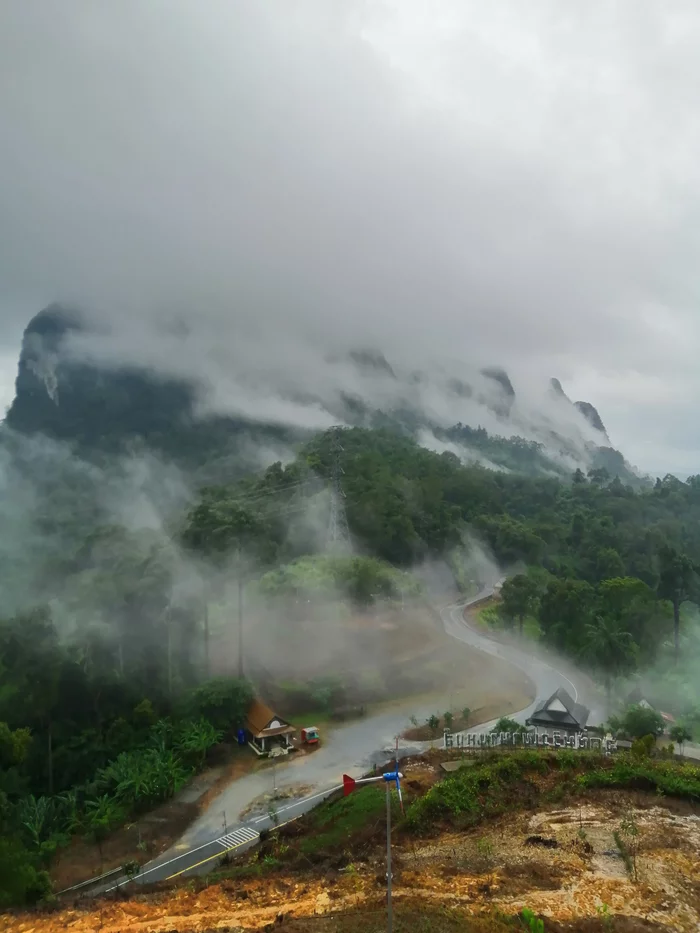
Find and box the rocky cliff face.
[574,400,608,440]
[3,306,296,478]
[3,304,635,482]
[5,305,198,450]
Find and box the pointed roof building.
[526,687,590,732]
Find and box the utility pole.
[237,546,244,679]
[386,781,393,933]
[343,770,403,933]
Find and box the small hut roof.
[246,698,295,738]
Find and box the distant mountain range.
[2,305,645,485]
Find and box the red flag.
[342,773,356,796]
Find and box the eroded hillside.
[7,750,700,933]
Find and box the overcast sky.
[2,1,700,474]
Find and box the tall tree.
[581,616,637,711]
[657,546,696,664]
[538,579,596,654]
[500,574,538,636]
[597,576,670,663]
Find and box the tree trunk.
[47,719,54,795]
[673,594,680,666]
[237,544,244,679]
[203,601,210,678]
[518,613,524,637]
[238,577,244,679]
[166,607,173,699]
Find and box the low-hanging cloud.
[2,1,700,472]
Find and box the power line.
[217,480,310,507]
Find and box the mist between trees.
[2,424,700,906]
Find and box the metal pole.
[386,781,393,933]
[237,546,244,679]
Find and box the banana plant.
[174,719,223,768]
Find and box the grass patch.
[405,750,700,833]
[299,785,392,855]
[577,758,700,800]
[613,830,634,878]
[478,605,541,640]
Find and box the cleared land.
[15,750,700,933]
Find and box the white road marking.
[218,827,259,849]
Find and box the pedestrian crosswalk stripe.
[218,826,260,850]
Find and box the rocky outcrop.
[2,305,295,475]
[480,367,515,417]
[4,306,636,483]
[549,377,570,402]
[574,400,608,439]
[347,348,396,379]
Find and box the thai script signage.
[443,729,616,753]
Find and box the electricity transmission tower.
[327,427,350,552]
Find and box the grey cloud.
[1,1,700,471]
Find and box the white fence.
[443,729,616,753]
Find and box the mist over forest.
[4,0,700,914]
[2,299,700,907]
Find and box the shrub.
[427,714,440,735]
[0,837,52,908]
[520,908,544,933]
[491,716,529,735]
[183,677,254,734]
[630,734,656,759]
[615,705,665,740]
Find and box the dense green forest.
[2,424,700,906]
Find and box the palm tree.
[581,615,637,712]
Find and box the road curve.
[440,583,604,735]
[104,581,602,888]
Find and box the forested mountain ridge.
[2,304,640,483]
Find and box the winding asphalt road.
[440,587,605,735]
[102,581,603,891]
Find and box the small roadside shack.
[245,698,296,757]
